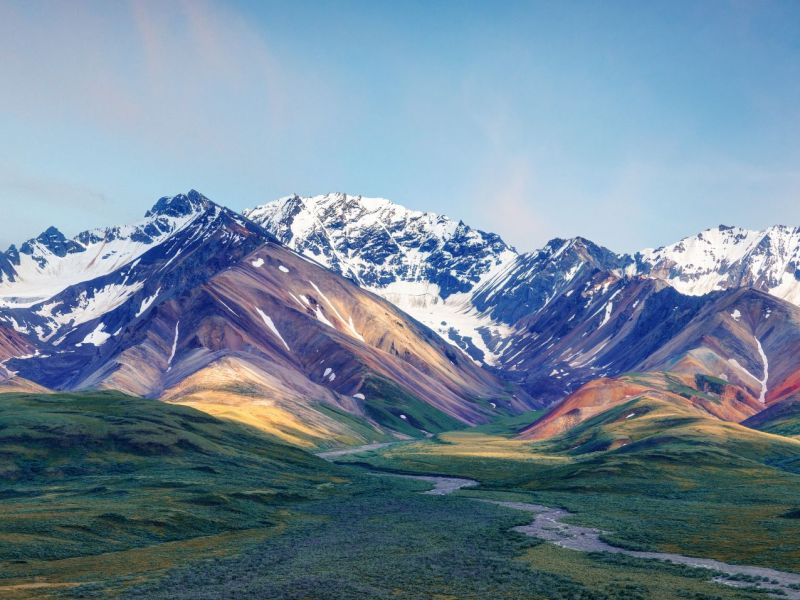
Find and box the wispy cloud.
[0,1,340,153]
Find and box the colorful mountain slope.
[517,288,800,441]
[0,192,523,445]
[519,371,762,442]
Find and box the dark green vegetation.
[471,407,549,435]
[360,375,466,437]
[313,403,395,446]
[337,395,800,573]
[1,390,799,599]
[110,477,773,599]
[0,391,346,595]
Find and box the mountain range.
[247,194,800,406]
[2,189,800,445]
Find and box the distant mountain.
[635,225,800,304]
[245,193,517,365]
[4,189,800,441]
[249,195,800,406]
[0,191,524,447]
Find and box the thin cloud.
[0,1,340,153]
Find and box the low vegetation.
[2,389,799,598]
[0,391,346,596]
[335,395,800,572]
[116,477,774,599]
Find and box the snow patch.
[136,288,161,317]
[754,337,769,404]
[80,322,111,346]
[347,315,364,342]
[255,308,291,352]
[167,321,179,370]
[216,297,238,316]
[315,307,335,328]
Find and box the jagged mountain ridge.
[244,193,516,297]
[251,193,800,311]
[0,191,523,446]
[0,193,209,306]
[3,189,800,428]
[247,194,800,405]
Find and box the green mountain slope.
[0,391,343,566]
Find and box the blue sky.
[1,1,799,252]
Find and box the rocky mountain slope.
[249,195,800,408]
[0,191,523,446]
[245,193,517,365]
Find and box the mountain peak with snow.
[145,189,210,219]
[18,226,83,260]
[245,192,516,296]
[636,223,800,302]
[0,191,217,304]
[246,193,518,364]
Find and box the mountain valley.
[2,190,800,598]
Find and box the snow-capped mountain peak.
[19,226,83,259]
[145,189,211,219]
[246,193,518,364]
[245,192,516,295]
[0,191,211,306]
[0,189,274,363]
[636,224,800,303]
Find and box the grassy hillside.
[0,391,346,593]
[0,390,792,598]
[743,395,800,438]
[334,394,800,572]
